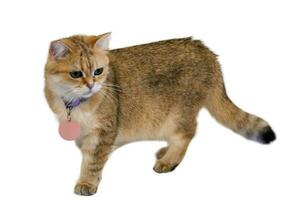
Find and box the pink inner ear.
[94,32,111,51]
[50,41,69,59]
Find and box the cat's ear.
[49,40,70,60]
[94,32,111,51]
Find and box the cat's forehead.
[71,51,108,69]
[67,37,109,68]
[69,37,93,52]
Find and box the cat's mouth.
[82,91,93,98]
[78,84,102,99]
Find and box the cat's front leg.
[74,130,115,196]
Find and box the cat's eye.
[69,71,83,79]
[94,68,103,76]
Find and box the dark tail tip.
[257,126,276,144]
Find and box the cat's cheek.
[92,84,102,93]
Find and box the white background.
[0,0,287,199]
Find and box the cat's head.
[45,33,111,102]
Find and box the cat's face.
[45,33,111,103]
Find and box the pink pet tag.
[59,120,81,141]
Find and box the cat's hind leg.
[153,118,196,173]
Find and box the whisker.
[102,83,122,89]
[105,90,117,102]
[101,85,123,93]
[99,90,115,105]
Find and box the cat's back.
[109,37,216,67]
[109,37,219,93]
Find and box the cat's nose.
[85,77,94,90]
[87,83,94,90]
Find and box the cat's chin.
[82,92,94,99]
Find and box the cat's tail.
[205,82,276,144]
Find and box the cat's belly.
[114,113,176,146]
[114,128,165,146]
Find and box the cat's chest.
[57,107,99,136]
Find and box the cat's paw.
[74,182,97,196]
[153,160,179,173]
[155,147,168,159]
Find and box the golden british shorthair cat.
[44,33,276,196]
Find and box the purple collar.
[64,98,87,110]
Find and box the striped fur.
[44,34,276,196]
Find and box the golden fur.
[44,33,276,196]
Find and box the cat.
[44,33,276,196]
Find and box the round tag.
[58,120,81,141]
